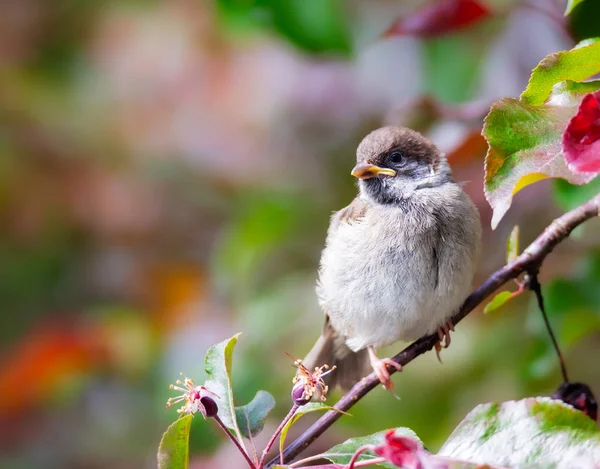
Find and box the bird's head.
[352,126,452,205]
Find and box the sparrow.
[303,126,481,390]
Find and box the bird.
[302,126,481,391]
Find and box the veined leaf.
[483,80,600,228]
[157,415,193,469]
[439,398,600,468]
[235,390,275,439]
[521,39,600,106]
[204,334,244,441]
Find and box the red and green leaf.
[483,80,600,228]
[563,90,600,174]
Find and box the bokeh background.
[1,0,599,468]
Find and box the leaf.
[279,403,341,457]
[506,225,519,264]
[384,0,490,38]
[553,177,600,211]
[520,39,600,107]
[157,415,193,469]
[483,291,513,314]
[563,90,600,174]
[565,0,586,16]
[234,390,275,439]
[483,80,600,228]
[319,428,421,467]
[439,398,600,468]
[203,334,244,439]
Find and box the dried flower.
[166,373,219,418]
[290,356,336,405]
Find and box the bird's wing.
[328,196,368,234]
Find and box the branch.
[268,193,600,468]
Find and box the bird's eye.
[389,151,403,164]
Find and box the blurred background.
[1,0,599,467]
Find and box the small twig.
[214,415,257,469]
[527,271,570,383]
[266,193,600,468]
[258,404,300,468]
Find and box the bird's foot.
[368,346,402,390]
[435,320,455,363]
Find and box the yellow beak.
[351,162,397,180]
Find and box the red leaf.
[384,0,490,38]
[563,90,600,174]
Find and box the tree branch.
[268,193,600,468]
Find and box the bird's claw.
[435,320,455,363]
[368,347,402,390]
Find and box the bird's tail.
[302,320,370,392]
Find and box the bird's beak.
[351,162,397,180]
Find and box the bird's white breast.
[316,187,479,352]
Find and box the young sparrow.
[303,126,481,390]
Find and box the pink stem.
[257,403,299,468]
[214,415,257,469]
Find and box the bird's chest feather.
[317,207,444,348]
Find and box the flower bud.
[200,395,219,418]
[291,381,310,406]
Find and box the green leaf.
[319,428,421,467]
[204,334,244,439]
[553,176,600,211]
[439,398,600,467]
[157,415,193,469]
[483,291,513,314]
[565,0,586,16]
[506,225,519,264]
[234,390,276,439]
[279,403,341,457]
[521,39,600,106]
[483,80,600,228]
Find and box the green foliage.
[565,0,586,16]
[318,428,420,467]
[235,390,276,439]
[216,0,352,55]
[520,39,600,106]
[483,291,513,314]
[158,415,193,469]
[530,400,600,443]
[554,175,600,210]
[569,2,600,41]
[204,334,275,440]
[483,78,600,228]
[439,398,600,467]
[278,403,340,456]
[506,225,519,264]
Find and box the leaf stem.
[347,445,377,469]
[258,404,299,468]
[527,271,570,383]
[214,415,257,469]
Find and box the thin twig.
[527,271,570,383]
[214,415,257,469]
[258,404,299,468]
[267,193,600,468]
